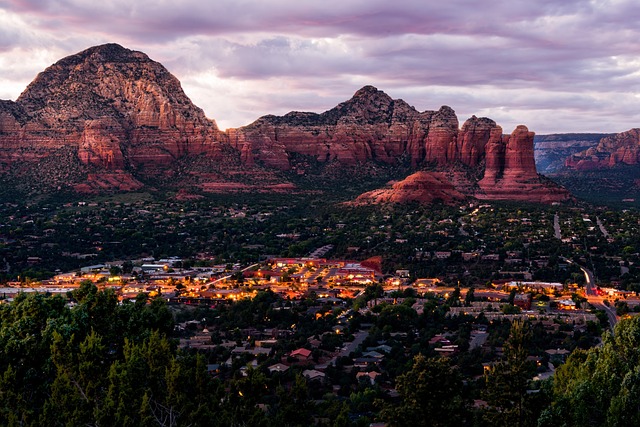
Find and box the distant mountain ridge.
[0,43,570,204]
[534,133,611,174]
[537,130,640,205]
[564,129,640,170]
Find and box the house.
[141,264,168,273]
[307,337,322,348]
[354,357,381,368]
[268,363,290,374]
[429,335,451,346]
[206,364,220,375]
[302,369,326,381]
[232,345,272,356]
[514,293,532,310]
[334,264,377,283]
[434,345,459,356]
[557,299,576,310]
[367,344,392,354]
[434,251,452,259]
[356,371,382,385]
[505,281,563,294]
[414,278,440,288]
[81,264,107,273]
[290,348,312,361]
[462,252,479,262]
[362,350,385,359]
[255,339,278,348]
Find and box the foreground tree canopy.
[2,284,640,427]
[542,316,640,427]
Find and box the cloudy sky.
[1,0,640,133]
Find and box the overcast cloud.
[1,0,640,133]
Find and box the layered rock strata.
[0,44,570,203]
[0,44,225,190]
[233,87,570,204]
[565,129,640,170]
[478,126,571,203]
[230,86,498,170]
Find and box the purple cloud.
[2,0,640,133]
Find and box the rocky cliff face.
[232,86,570,204]
[0,44,570,203]
[534,133,609,174]
[354,125,571,206]
[230,87,540,175]
[0,44,225,190]
[477,126,571,203]
[231,86,469,169]
[565,129,640,170]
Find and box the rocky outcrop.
[478,126,571,203]
[0,44,570,203]
[353,171,466,205]
[458,116,500,167]
[0,43,226,189]
[423,106,460,165]
[73,173,144,194]
[504,125,538,180]
[230,86,468,169]
[231,87,542,176]
[353,125,571,205]
[565,129,640,170]
[232,86,569,204]
[78,118,126,169]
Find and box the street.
[570,259,618,330]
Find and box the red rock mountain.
[229,86,495,169]
[0,44,570,203]
[0,43,225,190]
[232,86,570,204]
[477,126,571,203]
[565,128,640,170]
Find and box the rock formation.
[0,43,226,191]
[0,43,571,203]
[353,124,572,205]
[230,86,468,169]
[534,133,609,174]
[477,126,571,203]
[233,86,570,204]
[231,86,508,170]
[353,171,466,205]
[565,129,640,170]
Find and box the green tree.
[273,374,313,426]
[464,286,475,306]
[483,320,536,427]
[42,329,107,426]
[380,354,470,426]
[541,316,640,427]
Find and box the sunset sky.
[2,0,640,133]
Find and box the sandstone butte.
[0,43,571,204]
[565,128,640,170]
[0,43,226,191]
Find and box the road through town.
[574,260,618,330]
